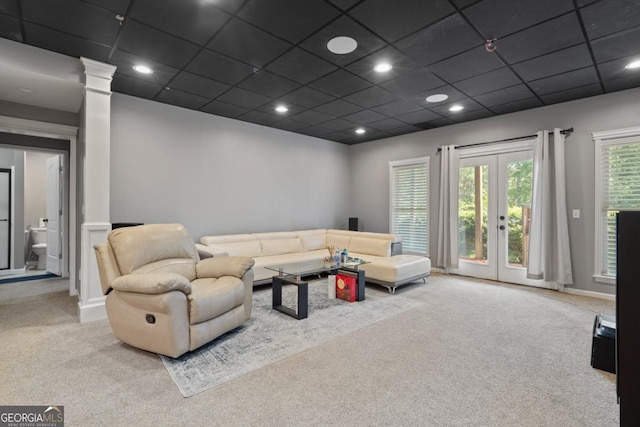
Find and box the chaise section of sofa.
[197,229,431,294]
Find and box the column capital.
[81,57,116,93]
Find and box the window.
[389,157,429,255]
[594,127,640,283]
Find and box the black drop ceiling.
[2,0,640,144]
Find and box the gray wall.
[110,94,351,240]
[24,151,49,229]
[349,86,640,295]
[0,100,78,127]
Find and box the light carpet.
[161,279,422,397]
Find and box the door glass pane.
[506,158,532,267]
[459,165,488,263]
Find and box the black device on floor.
[591,313,616,374]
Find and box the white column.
[78,57,116,322]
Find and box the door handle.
[0,219,7,221]
[499,225,505,230]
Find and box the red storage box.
[336,274,356,302]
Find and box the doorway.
[0,146,68,285]
[450,142,544,287]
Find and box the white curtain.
[527,129,573,285]
[437,145,459,269]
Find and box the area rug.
[161,279,423,397]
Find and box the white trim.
[389,156,430,256]
[593,127,640,281]
[592,125,640,140]
[564,287,615,301]
[0,115,77,296]
[593,274,616,285]
[388,156,430,167]
[78,296,106,323]
[79,222,111,322]
[0,115,77,139]
[457,138,536,158]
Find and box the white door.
[0,169,9,270]
[46,155,62,275]
[452,149,543,287]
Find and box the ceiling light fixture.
[355,128,366,135]
[449,105,464,112]
[275,105,288,113]
[426,94,448,103]
[133,65,153,74]
[327,36,357,54]
[17,87,33,93]
[485,38,497,52]
[373,62,392,73]
[625,60,640,70]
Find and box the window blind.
[390,160,428,255]
[601,142,640,276]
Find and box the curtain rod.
[436,127,573,153]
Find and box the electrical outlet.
[572,209,580,219]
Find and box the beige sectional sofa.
[196,229,431,294]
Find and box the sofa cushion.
[200,234,256,245]
[254,231,298,240]
[252,250,326,282]
[132,258,197,282]
[353,254,431,283]
[188,276,245,324]
[300,234,326,252]
[349,236,391,257]
[326,233,351,250]
[109,223,197,275]
[260,238,303,256]
[206,240,262,257]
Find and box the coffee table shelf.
[267,261,366,320]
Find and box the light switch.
[572,209,580,219]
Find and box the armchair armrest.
[111,273,192,295]
[196,256,255,279]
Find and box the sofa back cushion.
[297,229,327,251]
[206,240,262,257]
[326,230,351,251]
[260,238,303,256]
[348,236,391,257]
[200,234,256,245]
[254,231,298,240]
[108,223,198,277]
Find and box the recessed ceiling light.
[426,94,448,103]
[625,60,640,69]
[373,62,392,73]
[17,87,33,93]
[355,128,366,135]
[133,65,153,74]
[327,36,357,54]
[275,105,288,113]
[449,105,464,112]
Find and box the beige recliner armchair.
[94,223,255,358]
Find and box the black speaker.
[348,217,359,231]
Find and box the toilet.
[29,227,48,270]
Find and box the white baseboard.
[563,288,616,301]
[78,297,107,323]
[431,268,615,301]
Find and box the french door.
[451,146,543,287]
